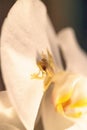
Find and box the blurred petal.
[0,91,25,130]
[57,28,87,75]
[1,0,54,129]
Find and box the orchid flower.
[1,0,87,130]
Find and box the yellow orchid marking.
[32,50,87,119]
[70,98,87,108]
[57,90,73,104]
[56,90,73,115]
[56,90,87,118]
[56,92,87,118]
[56,97,83,118]
[67,112,82,118]
[56,104,64,114]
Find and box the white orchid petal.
[0,91,25,130]
[41,86,74,130]
[57,28,87,75]
[1,0,53,129]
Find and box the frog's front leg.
[31,70,45,79]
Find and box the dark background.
[43,0,87,52]
[0,0,87,90]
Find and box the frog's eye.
[37,58,48,72]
